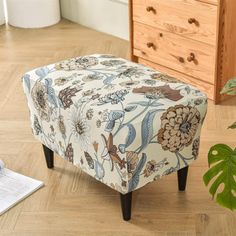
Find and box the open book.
[0,160,44,215]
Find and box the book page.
[0,168,44,215]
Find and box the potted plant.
[203,78,236,210]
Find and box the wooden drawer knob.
[187,53,196,62]
[188,18,199,26]
[179,57,185,63]
[146,42,155,49]
[146,6,156,13]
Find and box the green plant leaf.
[220,78,236,95]
[228,122,236,129]
[203,144,236,210]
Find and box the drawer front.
[133,22,216,84]
[138,57,215,100]
[132,0,218,45]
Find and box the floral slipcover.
[22,54,207,194]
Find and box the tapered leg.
[177,166,189,191]
[120,192,132,221]
[42,145,54,169]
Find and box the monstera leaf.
[221,78,236,130]
[203,144,236,210]
[228,122,236,130]
[221,78,236,95]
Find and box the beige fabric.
[22,54,207,193]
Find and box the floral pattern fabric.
[22,54,207,194]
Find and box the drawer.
[133,22,216,84]
[138,57,215,100]
[132,0,218,45]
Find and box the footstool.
[22,54,207,221]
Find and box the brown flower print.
[86,109,94,120]
[101,133,126,171]
[91,93,101,100]
[82,74,105,82]
[50,125,54,133]
[58,86,80,109]
[121,180,127,187]
[192,137,200,159]
[58,115,66,135]
[132,85,183,101]
[54,77,71,86]
[93,141,99,153]
[82,90,94,97]
[144,160,158,177]
[84,151,94,169]
[31,81,51,121]
[144,158,169,177]
[194,98,203,106]
[100,60,125,67]
[96,120,102,128]
[126,151,139,180]
[119,80,140,89]
[157,105,201,152]
[55,56,98,71]
[65,143,74,163]
[151,73,181,83]
[118,67,145,79]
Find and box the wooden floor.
[0,20,236,236]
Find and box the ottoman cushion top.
[22,54,207,194]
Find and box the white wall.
[0,0,5,25]
[60,0,129,40]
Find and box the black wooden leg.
[120,192,132,221]
[177,166,189,191]
[42,145,54,169]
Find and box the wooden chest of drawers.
[129,0,236,103]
